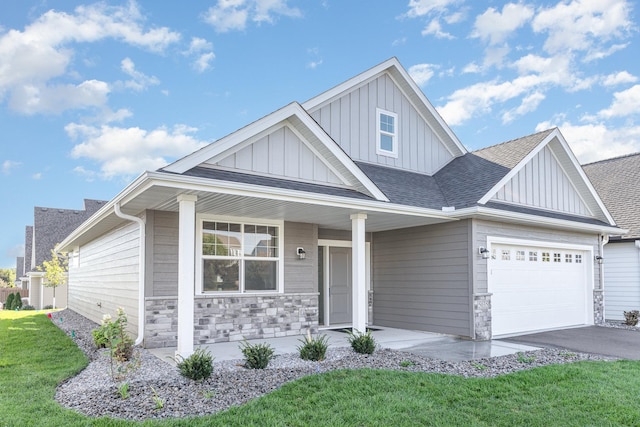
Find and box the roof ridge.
[582,151,640,167]
[473,128,555,154]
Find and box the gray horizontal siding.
[373,221,471,337]
[603,242,640,320]
[284,222,318,293]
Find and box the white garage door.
[489,243,590,336]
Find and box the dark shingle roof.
[583,152,640,239]
[30,199,107,271]
[181,167,374,201]
[24,226,33,271]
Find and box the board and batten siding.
[146,210,179,297]
[308,73,454,174]
[283,222,318,293]
[68,221,140,335]
[208,125,344,186]
[492,146,589,216]
[603,241,640,321]
[372,221,472,337]
[472,219,601,294]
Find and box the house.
[15,256,25,289]
[22,199,107,309]
[583,153,640,321]
[57,58,621,357]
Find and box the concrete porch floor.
[148,326,539,365]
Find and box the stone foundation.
[473,293,492,340]
[144,294,319,348]
[593,289,604,325]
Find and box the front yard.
[1,310,640,426]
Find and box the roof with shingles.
[24,226,33,272]
[30,199,107,271]
[583,152,640,239]
[473,128,555,169]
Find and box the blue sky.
[1,0,638,268]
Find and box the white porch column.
[176,194,198,358]
[351,213,367,333]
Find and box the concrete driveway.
[503,326,640,360]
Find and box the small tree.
[38,249,68,309]
[12,292,22,310]
[4,293,14,310]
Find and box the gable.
[491,145,590,216]
[207,123,345,186]
[303,58,466,175]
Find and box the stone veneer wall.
[593,289,604,325]
[473,293,492,340]
[144,294,319,348]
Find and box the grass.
[2,310,640,426]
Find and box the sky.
[1,0,638,269]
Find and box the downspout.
[114,203,146,346]
[598,234,609,291]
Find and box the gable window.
[199,219,282,293]
[376,108,398,158]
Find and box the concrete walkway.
[503,326,640,360]
[148,327,539,364]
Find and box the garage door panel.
[489,242,589,336]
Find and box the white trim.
[195,214,285,296]
[176,194,197,358]
[376,108,398,158]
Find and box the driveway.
[503,326,640,360]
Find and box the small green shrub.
[297,331,329,361]
[12,293,22,310]
[43,304,53,309]
[21,305,35,311]
[240,340,275,369]
[400,360,415,368]
[175,347,214,381]
[118,382,130,399]
[92,309,134,361]
[623,310,639,326]
[516,352,536,364]
[5,293,14,310]
[151,387,164,409]
[347,329,376,355]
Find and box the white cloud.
[119,58,160,91]
[65,122,209,178]
[537,120,640,163]
[421,19,454,39]
[184,37,215,72]
[2,160,21,175]
[502,91,545,123]
[472,3,534,46]
[597,85,640,119]
[409,63,437,86]
[6,244,25,258]
[0,1,180,114]
[406,0,461,18]
[203,0,301,33]
[32,173,42,180]
[532,0,632,56]
[602,71,637,87]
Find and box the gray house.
[23,199,107,309]
[583,153,640,321]
[57,58,621,357]
[15,256,25,289]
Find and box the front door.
[329,247,352,324]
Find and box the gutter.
[598,234,610,292]
[114,203,146,346]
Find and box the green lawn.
[1,311,640,426]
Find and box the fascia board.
[143,171,448,219]
[448,205,626,235]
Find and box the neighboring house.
[15,256,25,289]
[23,199,107,309]
[57,58,621,357]
[583,153,640,321]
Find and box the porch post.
[350,213,367,333]
[176,194,198,358]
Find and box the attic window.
[376,108,398,158]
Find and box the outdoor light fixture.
[296,247,306,260]
[595,255,604,265]
[478,246,490,259]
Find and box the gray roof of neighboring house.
[30,199,107,271]
[16,257,24,280]
[583,152,640,239]
[24,226,33,272]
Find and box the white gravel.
[52,309,620,421]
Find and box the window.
[200,220,280,293]
[542,252,550,262]
[501,249,511,261]
[516,250,525,261]
[529,251,538,262]
[565,254,573,263]
[554,253,562,263]
[575,254,583,264]
[376,108,398,157]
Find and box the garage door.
[489,243,590,336]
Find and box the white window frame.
[376,108,398,158]
[196,215,284,295]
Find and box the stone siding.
[144,294,319,348]
[593,289,604,325]
[474,293,492,340]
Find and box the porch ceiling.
[122,184,454,233]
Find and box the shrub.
[43,305,53,309]
[623,310,639,326]
[5,293,14,310]
[240,340,275,369]
[347,329,376,355]
[174,347,214,381]
[297,331,329,361]
[91,308,134,361]
[12,293,22,310]
[21,305,35,311]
